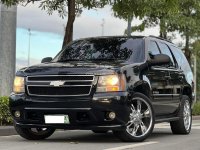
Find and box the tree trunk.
[159,19,167,39]
[159,31,167,39]
[185,32,191,64]
[62,0,76,48]
[127,15,133,36]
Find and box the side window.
[157,42,175,67]
[148,41,160,59]
[170,46,191,72]
[170,45,193,83]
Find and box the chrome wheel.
[183,100,191,131]
[170,96,192,135]
[126,97,153,138]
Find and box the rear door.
[169,45,193,106]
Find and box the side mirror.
[41,57,52,63]
[148,54,170,66]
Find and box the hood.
[17,61,128,76]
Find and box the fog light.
[14,111,20,118]
[108,112,116,120]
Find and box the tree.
[112,0,179,38]
[167,0,200,63]
[112,0,148,36]
[1,0,109,48]
[112,0,200,63]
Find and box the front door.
[147,66,173,116]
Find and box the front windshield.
[53,37,144,63]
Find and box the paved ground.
[0,120,200,150]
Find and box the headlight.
[13,76,25,93]
[96,74,126,92]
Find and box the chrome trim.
[26,75,94,82]
[27,80,93,83]
[93,96,121,101]
[151,67,178,72]
[26,75,94,97]
[26,85,92,97]
[153,94,180,96]
[27,85,92,87]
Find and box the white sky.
[17,3,162,38]
[16,3,183,70]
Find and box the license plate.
[44,115,70,124]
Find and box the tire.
[113,92,155,142]
[92,130,108,134]
[170,95,192,134]
[14,123,55,140]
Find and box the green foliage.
[0,97,12,126]
[112,0,146,21]
[39,0,110,18]
[192,101,200,116]
[112,0,179,35]
[112,0,200,63]
[1,0,110,18]
[168,0,200,34]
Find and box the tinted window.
[170,45,193,84]
[53,38,144,63]
[157,42,175,66]
[148,41,160,58]
[170,46,191,72]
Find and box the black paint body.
[10,36,195,130]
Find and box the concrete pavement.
[0,116,199,136]
[0,120,199,150]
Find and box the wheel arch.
[132,81,151,99]
[182,86,192,103]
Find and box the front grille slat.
[28,86,91,96]
[26,75,94,97]
[27,75,94,81]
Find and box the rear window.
[53,38,144,63]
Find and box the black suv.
[10,36,195,142]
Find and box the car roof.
[75,36,145,41]
[75,35,171,43]
[72,35,178,48]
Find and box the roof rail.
[149,35,173,43]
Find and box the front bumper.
[10,92,129,130]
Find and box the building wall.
[0,4,17,96]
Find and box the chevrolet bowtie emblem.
[50,81,65,87]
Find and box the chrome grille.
[26,75,94,97]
